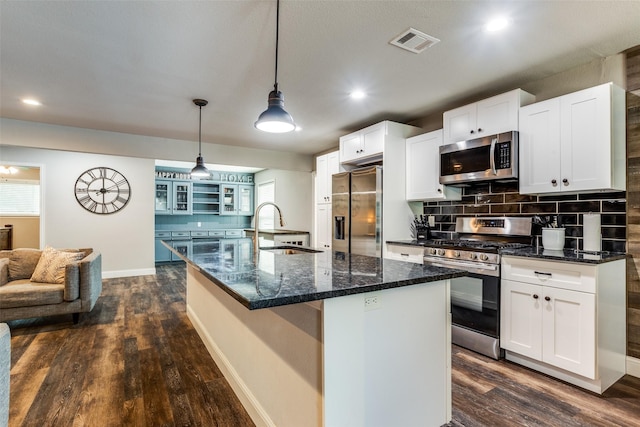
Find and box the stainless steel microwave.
[439,131,518,185]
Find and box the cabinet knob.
[562,178,569,186]
[551,179,558,186]
[470,130,475,134]
[477,128,482,132]
[437,188,442,193]
[533,294,539,299]
[544,296,551,301]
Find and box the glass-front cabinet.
[155,179,172,214]
[155,179,192,215]
[172,181,192,215]
[220,184,254,216]
[238,185,254,215]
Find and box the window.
[0,179,40,215]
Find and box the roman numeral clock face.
[74,167,131,214]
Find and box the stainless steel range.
[422,216,532,359]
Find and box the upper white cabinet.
[315,151,340,204]
[340,121,419,165]
[500,255,626,394]
[405,129,461,201]
[443,89,535,144]
[519,82,625,194]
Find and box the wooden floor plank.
[7,263,640,427]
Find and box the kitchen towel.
[583,213,601,252]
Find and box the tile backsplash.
[422,181,626,253]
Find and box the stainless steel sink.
[259,246,322,255]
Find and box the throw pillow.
[30,246,84,284]
[8,248,42,280]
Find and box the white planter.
[542,228,565,250]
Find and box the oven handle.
[424,258,499,272]
[490,137,498,176]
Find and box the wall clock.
[74,167,131,214]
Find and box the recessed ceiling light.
[485,17,509,32]
[350,90,367,100]
[22,98,42,106]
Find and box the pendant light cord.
[198,105,202,156]
[274,0,280,92]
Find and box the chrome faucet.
[253,202,286,254]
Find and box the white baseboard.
[186,305,274,427]
[627,356,640,378]
[102,267,155,279]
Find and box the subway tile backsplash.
[423,181,627,253]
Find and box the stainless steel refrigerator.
[331,166,382,257]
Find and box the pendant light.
[254,0,296,133]
[191,98,210,178]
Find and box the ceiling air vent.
[389,27,440,54]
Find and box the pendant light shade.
[255,0,295,133]
[191,98,210,178]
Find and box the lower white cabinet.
[500,256,626,393]
[385,244,424,264]
[315,204,332,249]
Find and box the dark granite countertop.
[166,238,466,310]
[500,247,627,264]
[244,228,310,235]
[387,240,626,264]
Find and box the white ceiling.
[2,1,640,157]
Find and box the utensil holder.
[542,228,565,251]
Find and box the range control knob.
[427,248,436,255]
[453,251,461,258]
[479,254,489,261]
[469,253,478,260]
[436,249,445,256]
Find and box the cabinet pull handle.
[478,128,482,132]
[533,294,539,299]
[400,253,409,257]
[562,178,569,186]
[470,130,475,134]
[551,179,557,186]
[544,296,551,301]
[437,188,442,193]
[534,271,552,277]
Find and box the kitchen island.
[167,238,465,427]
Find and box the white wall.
[1,118,314,172]
[253,169,313,233]
[0,145,155,278]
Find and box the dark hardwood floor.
[7,263,640,426]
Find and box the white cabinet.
[405,129,461,201]
[519,82,625,194]
[316,204,332,249]
[340,121,419,165]
[500,256,626,393]
[316,151,340,204]
[339,123,386,164]
[155,179,192,215]
[443,89,535,143]
[385,244,424,264]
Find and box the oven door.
[423,256,500,338]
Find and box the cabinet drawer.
[191,231,209,237]
[502,256,595,293]
[225,230,242,237]
[386,244,424,264]
[155,231,171,238]
[209,231,226,238]
[171,231,190,238]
